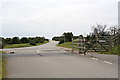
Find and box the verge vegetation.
[4,41,49,49]
[99,45,120,55]
[0,51,7,79]
[57,42,72,48]
[0,36,49,49]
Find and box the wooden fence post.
[78,36,81,54]
[72,38,74,53]
[109,36,112,51]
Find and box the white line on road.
[37,50,42,56]
[104,61,113,64]
[37,50,40,53]
[92,58,99,60]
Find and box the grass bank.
[57,42,120,55]
[0,51,7,79]
[57,42,72,48]
[4,41,49,49]
[99,45,120,55]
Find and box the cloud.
[1,0,119,38]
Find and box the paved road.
[3,41,118,78]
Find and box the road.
[3,41,118,78]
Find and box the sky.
[0,0,119,39]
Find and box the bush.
[29,40,36,46]
[45,39,49,41]
[12,37,20,44]
[21,37,29,43]
[58,40,64,44]
[39,40,44,43]
[34,39,40,43]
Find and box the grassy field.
[4,41,49,49]
[0,51,7,79]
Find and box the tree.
[63,32,73,42]
[52,36,61,41]
[0,37,4,49]
[58,37,64,44]
[29,40,36,46]
[34,38,40,43]
[21,37,29,43]
[5,38,12,44]
[108,26,118,35]
[91,24,109,41]
[12,37,20,44]
[92,24,108,36]
[38,37,44,43]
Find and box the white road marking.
[104,61,113,64]
[92,58,99,60]
[37,50,40,53]
[37,50,42,56]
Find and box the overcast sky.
[0,0,119,39]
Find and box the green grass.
[98,45,120,55]
[4,41,49,49]
[58,42,120,55]
[0,51,7,79]
[57,42,73,48]
[2,59,7,78]
[57,42,80,50]
[0,51,3,54]
[4,43,31,48]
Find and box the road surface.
[3,41,118,78]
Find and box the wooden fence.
[72,35,115,55]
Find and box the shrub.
[34,39,40,43]
[58,40,64,44]
[12,37,20,44]
[21,37,29,43]
[29,40,36,46]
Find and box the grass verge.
[98,45,120,55]
[4,41,49,49]
[57,42,72,48]
[0,51,7,79]
[4,43,31,48]
[58,42,120,55]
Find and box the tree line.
[0,36,49,48]
[86,24,119,44]
[52,32,81,44]
[52,24,120,46]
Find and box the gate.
[72,36,112,55]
